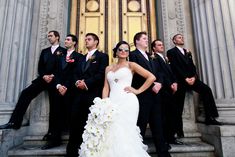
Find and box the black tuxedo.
[152,53,178,142]
[8,46,66,128]
[129,49,170,157]
[66,50,109,157]
[50,50,83,142]
[167,47,219,132]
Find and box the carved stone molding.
[160,0,197,132]
[39,0,67,50]
[161,0,170,49]
[161,0,187,50]
[29,0,68,133]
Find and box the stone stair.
[8,132,215,157]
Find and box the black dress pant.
[9,79,55,128]
[137,93,170,157]
[175,79,219,133]
[66,93,92,157]
[161,89,178,142]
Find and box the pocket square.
[92,61,97,63]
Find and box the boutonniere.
[88,55,96,61]
[150,54,156,60]
[186,51,192,58]
[55,51,63,56]
[185,49,192,55]
[66,56,75,63]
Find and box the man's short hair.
[172,33,182,41]
[151,39,162,51]
[49,30,60,41]
[67,34,78,46]
[85,33,99,46]
[133,31,147,46]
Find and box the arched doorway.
[69,0,157,62]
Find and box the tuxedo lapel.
[61,54,67,69]
[81,58,86,73]
[83,59,91,72]
[43,48,53,63]
[175,47,189,64]
[83,51,97,72]
[136,50,152,72]
[158,55,171,72]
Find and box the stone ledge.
[198,123,235,157]
[198,124,235,137]
[8,141,215,157]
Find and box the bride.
[79,41,156,157]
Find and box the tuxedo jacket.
[167,47,197,83]
[129,49,162,103]
[152,54,177,89]
[54,50,84,89]
[32,46,66,85]
[73,50,109,98]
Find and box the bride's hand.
[124,86,139,95]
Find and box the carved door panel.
[70,0,157,62]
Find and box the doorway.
[70,0,157,62]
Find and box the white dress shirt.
[176,46,185,55]
[138,49,149,61]
[66,49,74,57]
[156,52,166,62]
[86,49,97,61]
[51,45,59,54]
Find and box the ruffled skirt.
[79,96,150,157]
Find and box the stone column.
[0,0,69,136]
[190,1,235,156]
[0,0,34,124]
[190,0,235,124]
[27,0,69,135]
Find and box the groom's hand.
[43,74,54,83]
[152,82,162,94]
[76,80,88,90]
[58,85,67,96]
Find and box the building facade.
[0,0,234,156]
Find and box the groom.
[66,33,109,157]
[129,32,171,157]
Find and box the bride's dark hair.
[112,41,130,58]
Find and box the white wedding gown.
[79,67,150,157]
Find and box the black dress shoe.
[167,143,172,150]
[177,133,184,138]
[0,122,20,130]
[176,130,184,138]
[169,139,184,145]
[42,133,52,141]
[205,118,222,125]
[41,141,61,150]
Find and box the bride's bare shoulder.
[128,62,138,72]
[128,61,138,68]
[105,64,115,72]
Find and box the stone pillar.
[190,1,235,156]
[190,0,235,124]
[0,0,34,124]
[27,0,69,135]
[0,0,69,136]
[156,0,199,134]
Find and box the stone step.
[145,130,203,142]
[147,140,215,157]
[23,134,69,145]
[8,140,215,157]
[23,131,202,146]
